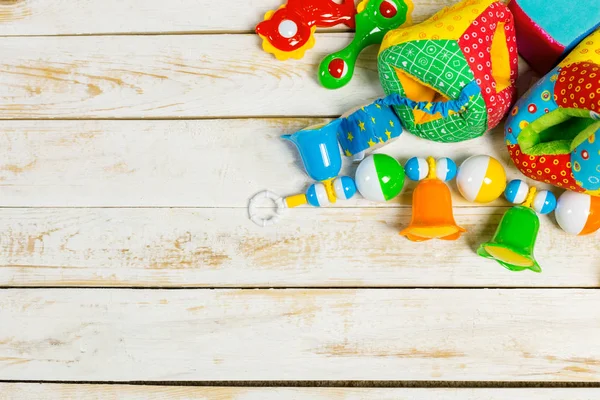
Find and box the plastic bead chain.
[248,152,599,237]
[505,179,557,215]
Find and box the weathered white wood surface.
[0,0,597,391]
[0,35,529,119]
[0,207,597,287]
[2,385,600,400]
[0,34,379,118]
[1,289,599,381]
[0,0,456,36]
[0,119,548,208]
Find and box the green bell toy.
[477,180,557,273]
[477,206,541,273]
[318,0,413,89]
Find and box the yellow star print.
[358,121,366,131]
[375,104,381,109]
[424,102,433,111]
[367,138,376,147]
[345,149,352,157]
[384,129,392,140]
[371,117,376,124]
[347,132,354,141]
[378,137,384,144]
[389,120,394,127]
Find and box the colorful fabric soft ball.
[505,28,600,196]
[377,0,518,143]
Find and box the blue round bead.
[404,157,428,181]
[436,157,457,182]
[334,176,357,200]
[533,190,557,214]
[306,183,329,207]
[505,179,529,204]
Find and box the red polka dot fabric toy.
[378,0,518,143]
[505,28,600,196]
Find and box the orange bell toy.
[400,157,466,242]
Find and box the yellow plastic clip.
[323,178,337,204]
[522,186,537,208]
[426,156,436,180]
[285,193,308,208]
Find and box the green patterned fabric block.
[379,40,473,98]
[378,39,489,143]
[404,92,488,142]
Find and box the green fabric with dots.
[378,39,488,143]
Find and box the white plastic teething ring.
[248,190,286,227]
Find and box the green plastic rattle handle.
[318,0,413,90]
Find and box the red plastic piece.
[256,0,356,54]
[379,1,398,18]
[328,58,347,79]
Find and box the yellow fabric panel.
[414,109,444,124]
[392,68,447,124]
[380,0,497,54]
[560,28,600,67]
[393,67,437,103]
[490,22,511,93]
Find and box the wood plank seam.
[1,380,600,387]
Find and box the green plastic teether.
[318,0,413,89]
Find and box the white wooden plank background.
[0,208,597,287]
[2,385,600,400]
[1,289,600,381]
[0,0,597,393]
[0,35,381,118]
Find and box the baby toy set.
[250,0,600,273]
